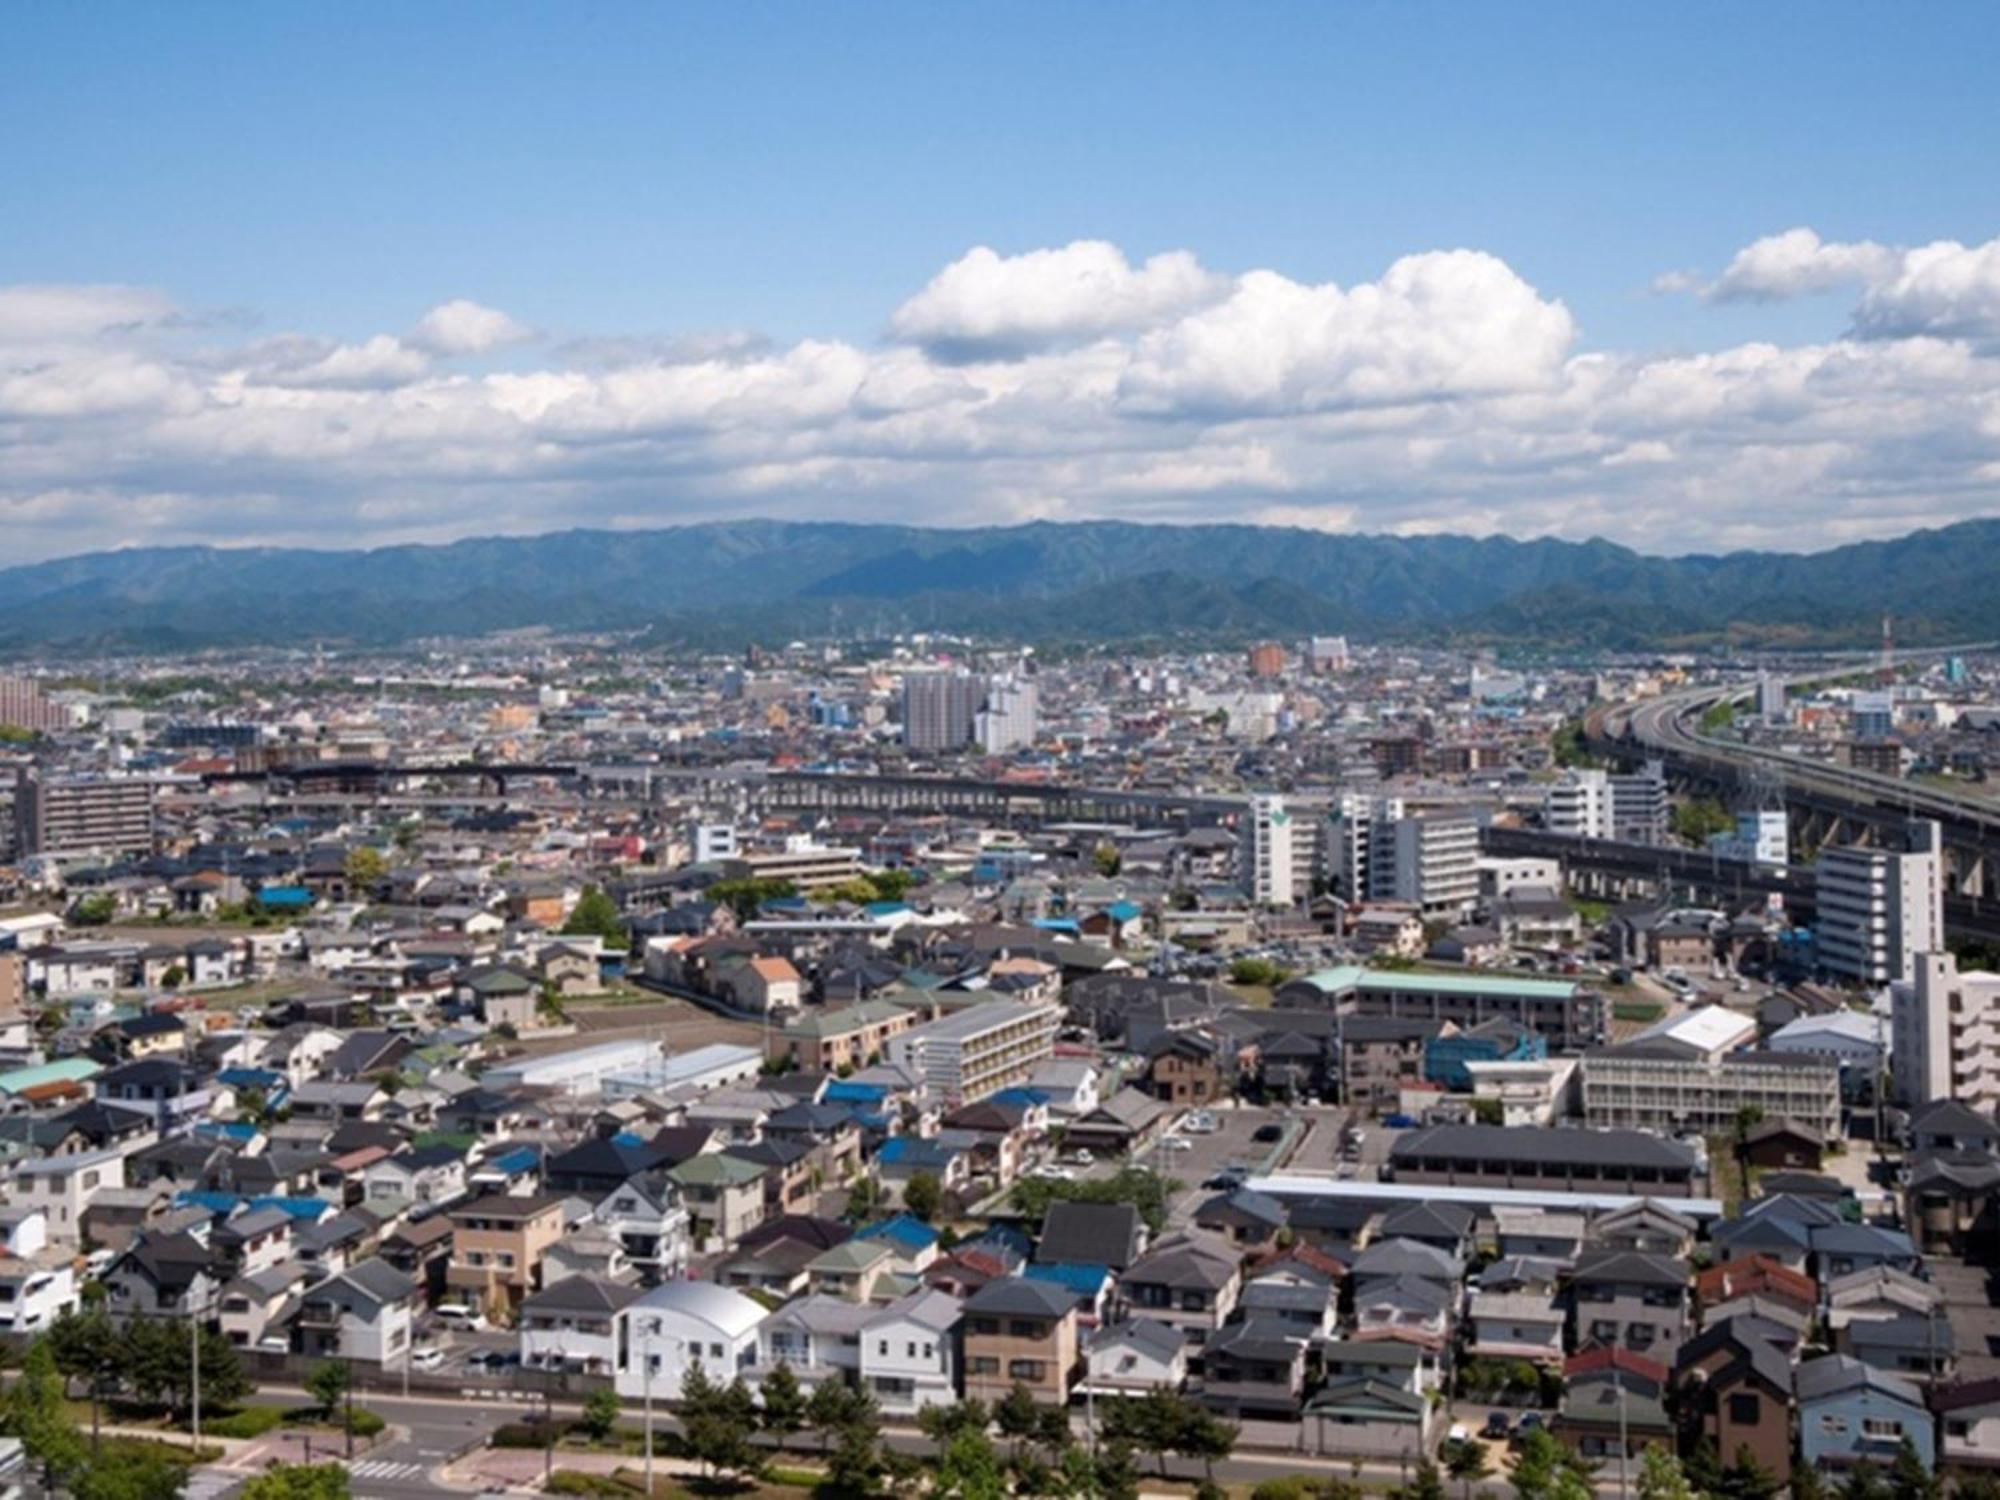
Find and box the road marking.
[349,1460,426,1479]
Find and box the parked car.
[1162,1136,1193,1152]
[1382,1113,1417,1129]
[1252,1123,1283,1143]
[1203,1166,1249,1190]
[1482,1411,1512,1440]
[1069,1149,1094,1166]
[411,1346,446,1371]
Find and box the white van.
[435,1302,486,1332]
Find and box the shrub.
[496,1420,570,1449]
[1251,1480,1317,1500]
[206,1406,286,1439]
[545,1471,631,1497]
[347,1408,386,1438]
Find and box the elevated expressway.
[1587,659,2000,902]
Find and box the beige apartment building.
[961,1276,1079,1407]
[447,1193,567,1314]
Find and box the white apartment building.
[1581,1046,1841,1138]
[974,674,1039,755]
[1373,813,1480,920]
[1714,809,1789,867]
[1894,950,2000,1113]
[1332,794,1404,903]
[1610,762,1669,844]
[1242,795,1297,908]
[692,822,738,864]
[886,1000,1058,1105]
[1543,763,1666,844]
[1544,769,1612,840]
[1816,820,1943,987]
[730,839,866,891]
[902,671,986,753]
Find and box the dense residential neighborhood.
[0,640,1997,1500]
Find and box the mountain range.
[1,517,1996,654]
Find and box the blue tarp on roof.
[1024,1261,1111,1296]
[822,1081,888,1105]
[1030,917,1080,933]
[250,1195,335,1221]
[857,1213,940,1251]
[990,1087,1050,1110]
[878,1137,960,1169]
[1102,901,1142,923]
[484,1145,542,1174]
[254,885,314,909]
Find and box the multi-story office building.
[1894,951,2000,1112]
[1241,795,1296,908]
[1851,692,1896,741]
[0,678,68,736]
[1815,820,1943,987]
[691,822,738,864]
[1716,809,1789,867]
[1246,642,1286,679]
[1582,1044,1841,1138]
[887,999,1058,1105]
[1308,636,1349,673]
[1756,673,1788,725]
[18,773,155,860]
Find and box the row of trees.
[1007,1165,1181,1235]
[3,1341,196,1500]
[674,1364,1214,1499]
[45,1307,252,1424]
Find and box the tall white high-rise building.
[1895,950,2000,1111]
[1242,795,1297,908]
[974,675,1039,755]
[1815,819,1943,987]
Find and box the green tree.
[995,1383,1041,1461]
[1445,1439,1494,1500]
[934,1426,1008,1500]
[1397,1461,1448,1500]
[239,1465,352,1500]
[73,1448,189,1500]
[1843,1460,1891,1500]
[1176,1406,1237,1483]
[1093,843,1122,877]
[578,1387,621,1444]
[1093,1440,1143,1500]
[1886,1437,1939,1500]
[72,893,117,926]
[805,1376,867,1456]
[843,1173,886,1222]
[1009,1166,1181,1235]
[123,1320,250,1417]
[704,877,799,921]
[562,884,628,948]
[758,1361,806,1442]
[903,1170,944,1225]
[681,1372,763,1482]
[917,1399,990,1459]
[1670,798,1735,846]
[1511,1430,1592,1500]
[825,1417,885,1498]
[3,1339,85,1486]
[305,1360,350,1423]
[342,846,386,892]
[1637,1445,1696,1500]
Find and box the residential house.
[1571,1250,1690,1363]
[752,1294,873,1396]
[593,1173,692,1280]
[1303,1380,1434,1460]
[447,1193,567,1315]
[1202,1319,1310,1418]
[1039,1201,1147,1273]
[669,1153,768,1253]
[1116,1232,1241,1357]
[1674,1321,1795,1486]
[613,1281,766,1400]
[961,1276,1080,1407]
[520,1275,641,1377]
[293,1260,419,1366]
[1083,1318,1187,1398]
[859,1287,962,1414]
[1797,1355,1934,1472]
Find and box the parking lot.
[1138,1103,1306,1224]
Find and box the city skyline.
[6,3,2000,562]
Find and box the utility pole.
[642,1321,655,1498]
[190,1306,202,1448]
[345,1356,356,1460]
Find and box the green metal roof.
[1292,965,1581,1000]
[0,1058,101,1095]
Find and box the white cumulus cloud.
[1703,227,1898,303]
[408,298,534,356]
[889,240,1226,359]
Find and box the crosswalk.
[184,1469,241,1500]
[347,1460,426,1481]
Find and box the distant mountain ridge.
[1,517,1997,652]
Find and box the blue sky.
[4,2,2000,559]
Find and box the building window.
[1863,1419,1903,1440]
[1728,1395,1759,1425]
